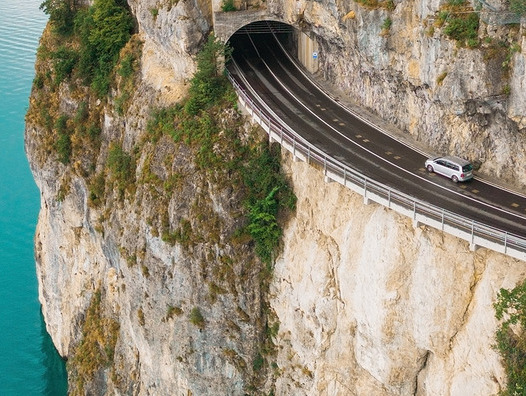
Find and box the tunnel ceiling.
[232,20,295,36]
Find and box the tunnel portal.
[227,20,319,74]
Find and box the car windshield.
[462,164,473,172]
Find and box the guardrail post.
[269,128,276,144]
[504,232,508,254]
[363,179,370,205]
[470,221,479,252]
[388,190,391,208]
[324,156,333,183]
[412,202,420,228]
[293,137,298,162]
[343,168,347,186]
[307,147,311,164]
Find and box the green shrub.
[40,0,75,36]
[107,143,135,193]
[161,219,195,248]
[51,45,79,85]
[74,102,89,125]
[267,320,279,339]
[243,143,296,211]
[511,0,526,15]
[117,53,136,79]
[114,91,130,115]
[253,353,265,371]
[126,254,137,267]
[494,281,526,395]
[221,0,237,12]
[184,34,233,115]
[88,172,106,206]
[443,12,479,47]
[87,124,102,141]
[54,115,72,164]
[381,17,392,31]
[75,0,134,97]
[436,10,450,27]
[146,106,181,142]
[40,107,54,131]
[242,143,296,265]
[189,307,205,329]
[33,74,45,89]
[56,133,72,164]
[467,38,478,48]
[247,187,281,265]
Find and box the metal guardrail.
[227,70,526,262]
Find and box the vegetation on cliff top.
[29,0,141,198]
[40,0,134,96]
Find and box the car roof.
[437,156,471,165]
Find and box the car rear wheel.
[426,165,434,173]
[451,175,459,183]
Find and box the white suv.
[425,156,473,182]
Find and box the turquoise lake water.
[0,0,68,394]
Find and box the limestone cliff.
[25,0,526,394]
[271,0,526,187]
[272,155,525,395]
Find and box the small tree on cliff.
[184,34,233,115]
[40,0,75,35]
[75,0,134,96]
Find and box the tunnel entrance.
[227,20,319,74]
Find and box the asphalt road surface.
[227,32,526,239]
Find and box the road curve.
[227,32,526,239]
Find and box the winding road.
[227,32,526,241]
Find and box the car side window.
[437,160,444,166]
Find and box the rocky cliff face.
[26,0,526,394]
[272,155,525,395]
[272,0,526,187]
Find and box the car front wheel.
[426,164,434,173]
